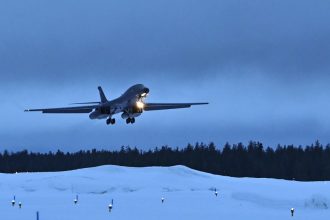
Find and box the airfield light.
[136,101,144,109]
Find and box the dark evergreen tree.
[0,141,329,181]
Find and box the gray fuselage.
[89,84,149,120]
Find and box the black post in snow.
[74,195,78,204]
[109,199,114,212]
[12,195,16,206]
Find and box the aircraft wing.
[24,105,98,113]
[144,102,208,111]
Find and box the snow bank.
[0,165,329,220]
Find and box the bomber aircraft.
[25,84,208,125]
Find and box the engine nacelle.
[121,112,129,119]
[89,107,110,120]
[121,112,141,119]
[89,111,98,119]
[121,106,143,119]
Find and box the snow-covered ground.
[0,165,329,220]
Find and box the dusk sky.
[1,0,330,152]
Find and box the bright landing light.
[136,101,145,109]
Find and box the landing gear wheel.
[106,117,115,125]
[126,118,131,124]
[131,118,135,124]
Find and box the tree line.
[0,141,329,181]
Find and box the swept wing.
[24,104,98,114]
[144,102,208,111]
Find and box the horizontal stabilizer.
[70,102,100,105]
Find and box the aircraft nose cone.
[144,88,150,93]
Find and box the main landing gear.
[126,117,135,124]
[106,118,115,125]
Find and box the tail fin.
[98,86,108,103]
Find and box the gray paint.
[25,84,207,123]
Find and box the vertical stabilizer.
[98,86,108,103]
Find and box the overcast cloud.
[0,0,329,151]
